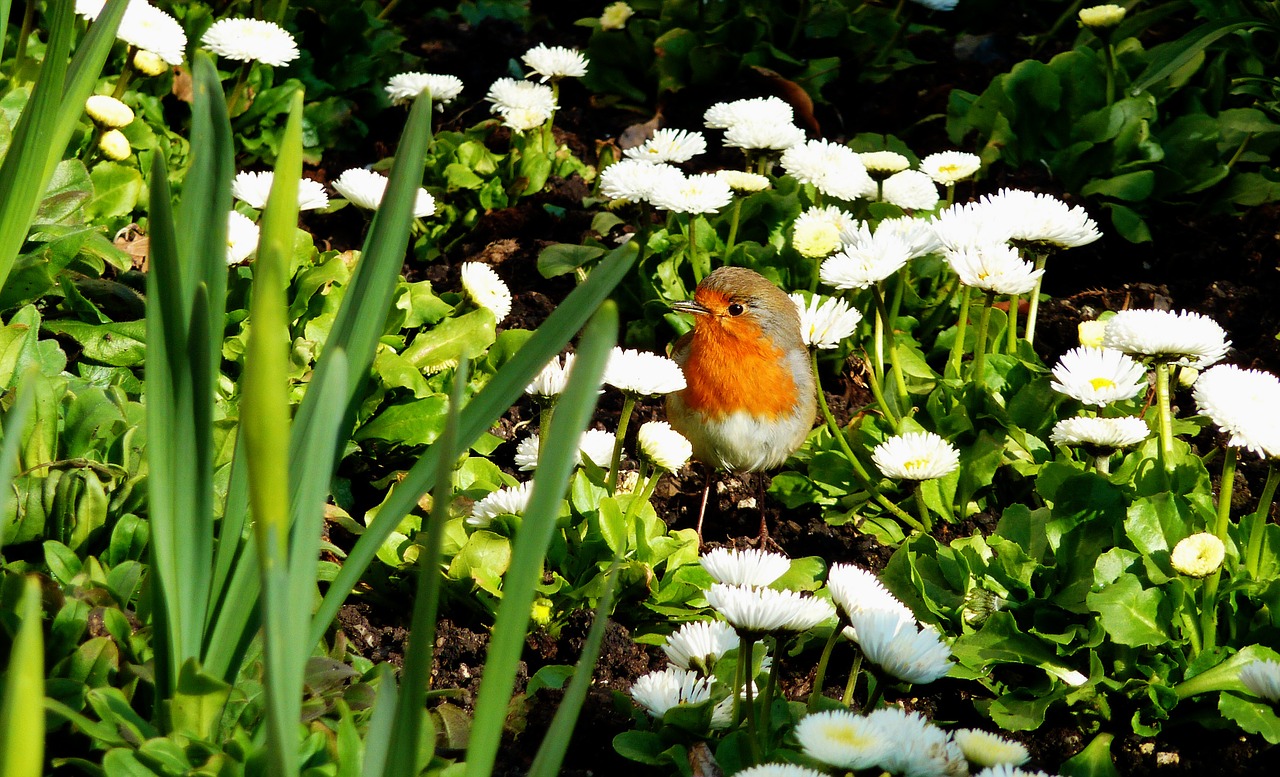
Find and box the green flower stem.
[1155,361,1176,468]
[1180,607,1203,656]
[688,216,709,283]
[735,633,763,762]
[1246,461,1279,578]
[544,80,560,162]
[970,290,997,389]
[912,483,933,533]
[109,51,137,99]
[872,284,910,412]
[946,286,972,380]
[1104,41,1117,106]
[538,402,553,446]
[1094,451,1112,476]
[813,351,923,531]
[1200,446,1237,654]
[225,61,254,117]
[760,635,780,750]
[12,0,37,82]
[808,626,843,712]
[606,394,637,493]
[862,349,900,430]
[1024,251,1050,345]
[1006,294,1019,353]
[725,197,744,256]
[944,182,956,208]
[620,462,653,531]
[841,651,863,706]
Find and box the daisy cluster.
[469,43,589,133]
[76,0,187,66]
[1047,345,1151,453]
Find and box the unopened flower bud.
[1078,319,1108,348]
[98,129,132,160]
[85,95,134,128]
[1079,4,1126,28]
[599,1,634,30]
[1171,533,1225,578]
[133,49,169,76]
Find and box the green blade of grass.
[465,301,619,777]
[527,562,623,777]
[361,664,399,777]
[0,576,45,777]
[242,91,304,777]
[0,368,37,556]
[383,357,469,777]
[0,0,10,61]
[47,0,130,181]
[308,240,637,646]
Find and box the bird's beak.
[671,299,710,316]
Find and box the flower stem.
[226,61,254,117]
[688,216,708,283]
[808,626,843,712]
[872,284,910,413]
[1006,294,1019,353]
[912,483,933,533]
[970,290,996,388]
[1246,461,1279,578]
[1094,451,1112,476]
[726,197,744,257]
[736,633,762,762]
[946,286,972,380]
[841,651,863,706]
[1155,361,1175,469]
[1024,251,1050,345]
[538,402,553,447]
[607,395,637,493]
[813,352,922,531]
[1200,446,1237,654]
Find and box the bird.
[665,267,817,545]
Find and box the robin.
[666,267,818,544]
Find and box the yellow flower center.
[1089,377,1116,391]
[902,457,930,474]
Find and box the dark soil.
[318,11,1280,777]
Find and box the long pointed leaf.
[1130,19,1261,95]
[0,368,36,555]
[465,301,618,777]
[0,576,45,777]
[308,241,637,645]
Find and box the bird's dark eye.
[726,303,745,316]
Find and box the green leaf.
[169,659,232,742]
[1087,573,1169,647]
[87,161,143,219]
[537,243,605,278]
[355,395,449,446]
[35,159,93,224]
[41,320,146,366]
[1130,19,1260,95]
[1220,691,1280,743]
[0,577,45,777]
[1059,732,1121,777]
[1080,170,1155,202]
[402,309,496,374]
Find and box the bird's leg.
[694,465,712,546]
[753,472,782,552]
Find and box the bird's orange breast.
[678,321,799,420]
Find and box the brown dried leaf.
[750,65,820,136]
[171,66,193,103]
[113,224,150,271]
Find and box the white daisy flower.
[467,481,534,527]
[792,205,857,258]
[877,169,941,211]
[116,2,187,66]
[868,215,943,258]
[790,293,863,349]
[819,232,912,290]
[723,120,807,152]
[521,43,589,81]
[872,431,961,481]
[1193,364,1280,457]
[912,0,959,9]
[869,706,965,777]
[624,128,707,164]
[604,348,687,395]
[929,200,1013,253]
[826,562,915,623]
[514,435,541,471]
[649,171,734,215]
[525,353,576,399]
[953,729,1030,768]
[794,709,890,771]
[629,666,711,718]
[578,429,617,469]
[848,608,952,684]
[972,767,1058,777]
[385,72,464,107]
[1102,308,1230,369]
[485,78,557,132]
[98,129,132,161]
[1240,659,1280,703]
[704,96,794,129]
[700,547,791,587]
[231,171,330,211]
[460,262,512,323]
[780,139,876,201]
[225,211,259,265]
[85,95,134,128]
[860,150,911,174]
[1080,4,1127,28]
[704,583,835,634]
[920,150,982,185]
[599,159,686,204]
[983,188,1101,249]
[1050,346,1149,406]
[331,168,436,218]
[201,18,300,67]
[662,619,739,673]
[1170,533,1225,578]
[637,421,693,473]
[731,765,828,777]
[716,170,771,192]
[946,242,1044,295]
[1049,416,1150,449]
